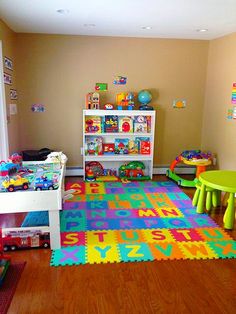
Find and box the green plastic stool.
[192,183,220,211]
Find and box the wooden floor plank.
[2,175,235,314]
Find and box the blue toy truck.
[34,177,56,191]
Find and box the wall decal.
[10,89,17,100]
[4,72,12,85]
[4,56,13,71]
[31,104,45,112]
[95,83,108,91]
[173,99,186,109]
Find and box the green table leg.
[206,190,212,211]
[196,184,206,214]
[223,192,235,229]
[212,190,220,207]
[192,187,200,206]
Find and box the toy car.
[34,177,56,191]
[2,176,29,192]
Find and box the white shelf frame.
[83,109,156,180]
[0,161,66,250]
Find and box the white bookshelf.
[82,109,156,180]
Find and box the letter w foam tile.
[51,181,236,267]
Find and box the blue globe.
[138,90,152,105]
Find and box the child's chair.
[192,182,220,211]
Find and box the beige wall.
[0,20,19,154]
[15,34,209,166]
[202,33,236,170]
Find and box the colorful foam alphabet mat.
[51,181,236,266]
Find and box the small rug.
[51,181,236,266]
[21,211,49,227]
[0,262,26,314]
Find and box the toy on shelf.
[116,92,135,110]
[2,175,29,192]
[138,90,153,110]
[0,228,11,286]
[119,161,150,180]
[34,176,58,191]
[104,103,114,110]
[85,161,119,182]
[0,153,23,177]
[85,92,100,109]
[1,228,50,251]
[166,150,213,187]
[9,153,22,166]
[85,161,104,181]
[45,152,68,167]
[97,168,118,182]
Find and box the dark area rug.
[0,262,26,314]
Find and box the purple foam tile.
[171,199,194,208]
[63,201,86,210]
[106,187,125,194]
[187,215,218,228]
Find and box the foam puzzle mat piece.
[51,181,236,266]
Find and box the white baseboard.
[65,165,195,177]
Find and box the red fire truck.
[2,228,50,251]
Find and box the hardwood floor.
[3,175,236,314]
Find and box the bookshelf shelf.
[82,109,156,180]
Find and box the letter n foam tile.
[118,243,154,262]
[178,241,217,260]
[149,242,185,260]
[207,240,236,258]
[51,246,86,266]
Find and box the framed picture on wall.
[4,72,12,85]
[10,89,17,100]
[4,56,13,71]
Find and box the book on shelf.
[114,138,129,154]
[104,116,118,133]
[140,141,151,154]
[134,115,148,133]
[118,116,134,133]
[103,143,115,155]
[85,116,102,133]
[85,136,103,155]
[135,137,151,154]
[128,139,139,154]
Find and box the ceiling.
[0,0,236,40]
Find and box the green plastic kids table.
[196,170,236,229]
